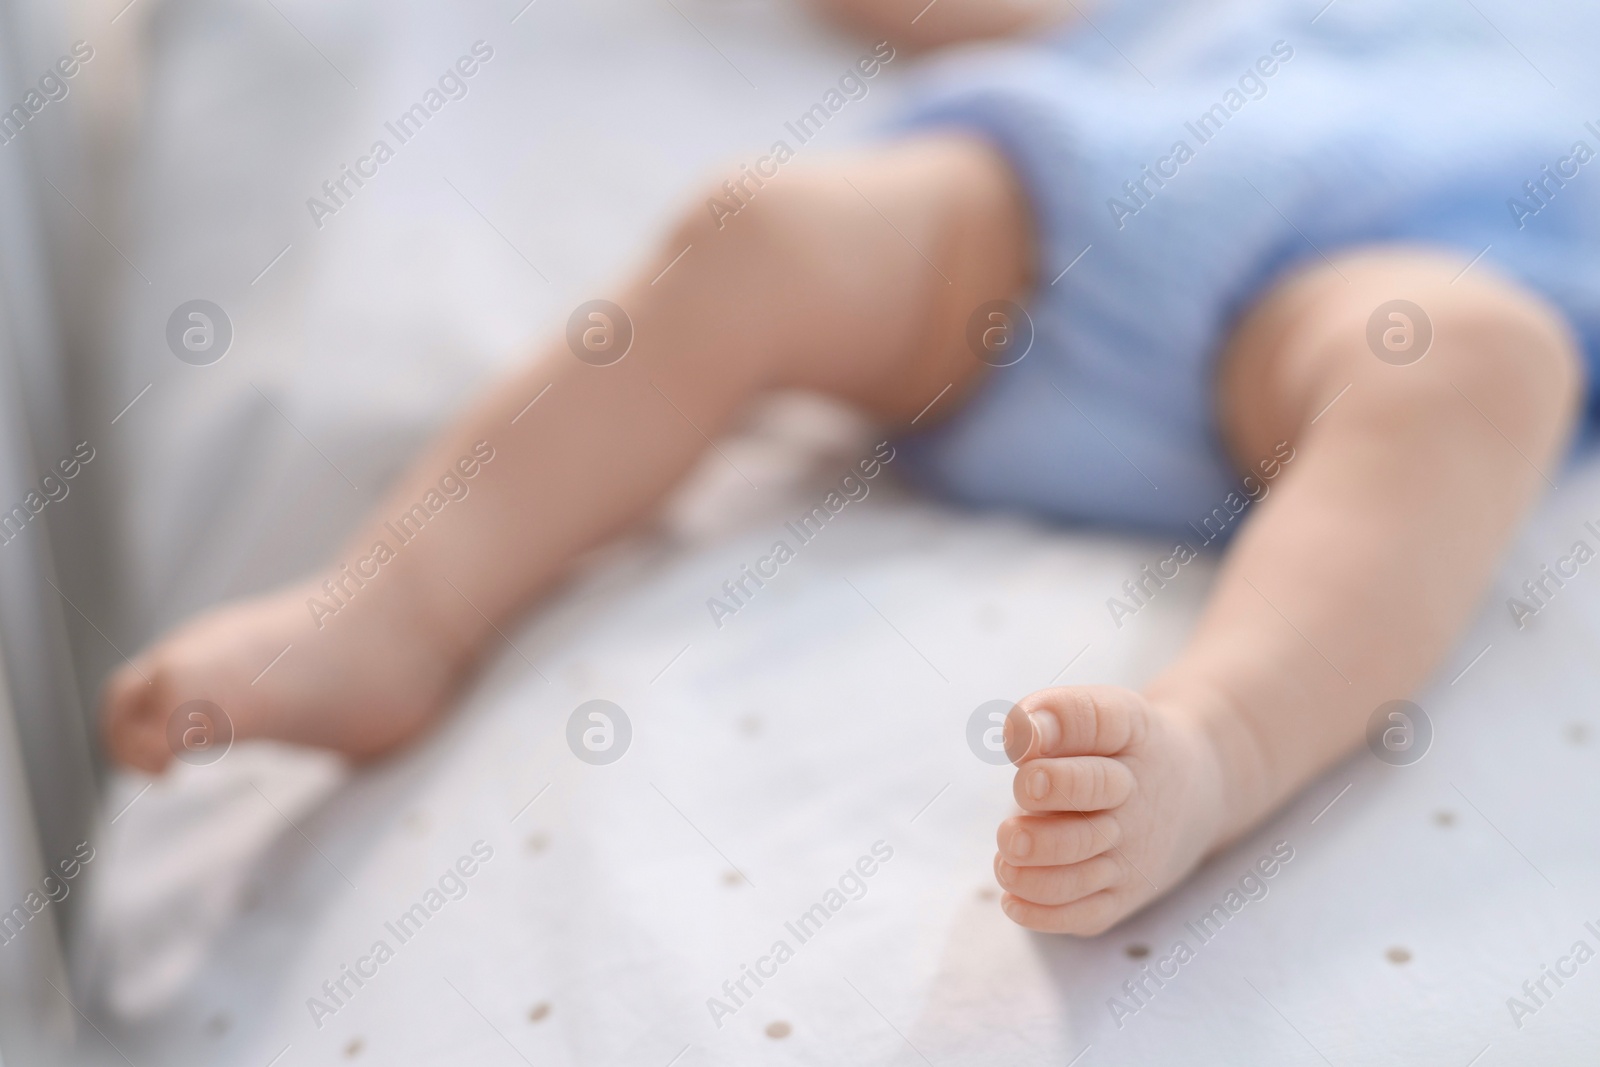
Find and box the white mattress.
[81,0,1600,1063]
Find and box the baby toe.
[995,853,1122,906]
[998,811,1119,867]
[1013,755,1134,812]
[1000,888,1127,936]
[101,662,171,773]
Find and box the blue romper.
[893,0,1600,533]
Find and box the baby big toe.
[1005,685,1145,763]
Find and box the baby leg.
[809,0,1072,51]
[997,249,1582,933]
[101,133,1034,771]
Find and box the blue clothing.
[892,0,1600,533]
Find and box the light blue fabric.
[892,0,1600,534]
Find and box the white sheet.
[82,1,1600,1063]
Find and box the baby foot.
[101,576,466,773]
[992,685,1228,935]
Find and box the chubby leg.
[101,133,1034,771]
[996,249,1583,934]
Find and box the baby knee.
[1352,269,1583,447]
[1444,289,1581,426]
[1225,250,1584,452]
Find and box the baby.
[103,0,1600,936]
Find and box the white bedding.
[81,0,1600,1063]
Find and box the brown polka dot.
[525,834,549,853]
[977,887,998,902]
[1125,944,1150,959]
[344,1037,364,1057]
[528,1002,550,1023]
[765,1020,792,1039]
[1434,811,1455,827]
[722,870,746,887]
[1386,947,1411,964]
